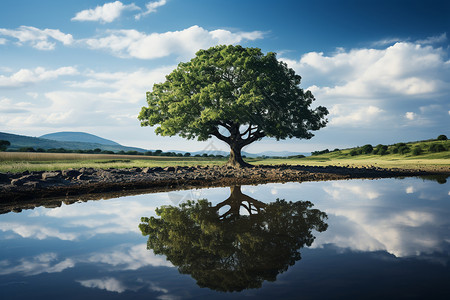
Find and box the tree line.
[0,141,228,158]
[312,135,448,157]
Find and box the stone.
[11,174,41,186]
[42,172,61,180]
[62,169,81,178]
[141,167,152,173]
[163,166,175,172]
[0,173,10,183]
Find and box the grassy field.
[251,139,450,172]
[1,147,449,173]
[0,152,227,173]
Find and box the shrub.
[0,140,11,151]
[429,143,446,153]
[361,144,373,154]
[373,144,388,155]
[412,146,422,156]
[349,149,358,156]
[437,135,447,140]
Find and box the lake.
[1,177,449,299]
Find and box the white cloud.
[0,222,77,240]
[405,112,417,120]
[78,277,127,293]
[0,66,78,87]
[0,253,75,276]
[87,244,173,270]
[417,33,447,45]
[82,25,264,59]
[281,40,450,129]
[329,105,384,126]
[0,26,73,50]
[285,42,448,99]
[72,1,139,23]
[135,0,167,20]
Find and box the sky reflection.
[0,177,449,298]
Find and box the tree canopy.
[0,140,10,151]
[139,186,328,292]
[138,45,328,167]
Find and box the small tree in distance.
[139,45,328,167]
[0,140,10,151]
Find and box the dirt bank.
[1,164,448,209]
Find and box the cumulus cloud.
[78,277,127,293]
[416,33,447,45]
[0,253,75,276]
[82,25,264,59]
[284,42,448,98]
[0,26,73,50]
[72,1,140,23]
[405,112,417,120]
[316,180,450,257]
[329,105,384,126]
[0,222,77,240]
[0,66,78,87]
[281,40,450,129]
[135,0,167,20]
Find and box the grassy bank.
[2,151,449,174]
[251,140,450,172]
[0,152,227,173]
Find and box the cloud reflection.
[0,252,75,276]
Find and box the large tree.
[139,45,328,167]
[139,186,328,292]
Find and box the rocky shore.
[1,164,448,207]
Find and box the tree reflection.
[139,186,328,292]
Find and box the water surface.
[1,177,449,299]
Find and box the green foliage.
[139,187,328,292]
[412,146,422,156]
[311,149,330,156]
[139,45,328,166]
[0,140,11,151]
[429,143,447,153]
[437,134,447,140]
[391,143,410,154]
[349,149,358,156]
[19,146,36,152]
[361,144,373,154]
[373,144,389,155]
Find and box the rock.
[163,166,175,172]
[23,181,42,188]
[141,167,153,173]
[11,174,41,186]
[42,172,61,180]
[0,173,10,183]
[62,169,81,178]
[79,168,95,175]
[77,174,90,180]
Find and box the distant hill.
[0,131,147,153]
[40,132,120,146]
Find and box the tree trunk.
[228,142,252,168]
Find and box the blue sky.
[0,0,449,153]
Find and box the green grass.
[1,138,449,173]
[0,152,227,173]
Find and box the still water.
[1,177,449,299]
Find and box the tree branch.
[211,127,231,144]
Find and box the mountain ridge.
[1,131,309,157]
[40,132,120,146]
[0,131,147,153]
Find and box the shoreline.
[1,165,449,214]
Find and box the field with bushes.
[1,137,449,173]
